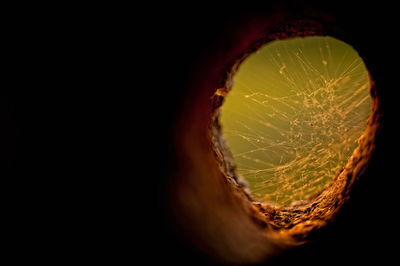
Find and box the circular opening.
[210,27,380,238]
[172,16,383,264]
[219,36,371,206]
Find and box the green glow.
[220,36,370,206]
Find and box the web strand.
[220,36,371,206]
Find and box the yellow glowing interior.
[220,36,371,206]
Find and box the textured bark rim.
[171,16,383,264]
[211,19,382,241]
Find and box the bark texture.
[163,4,395,265]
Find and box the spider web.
[220,36,371,206]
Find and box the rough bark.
[166,5,390,264]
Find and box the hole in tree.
[219,36,371,206]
